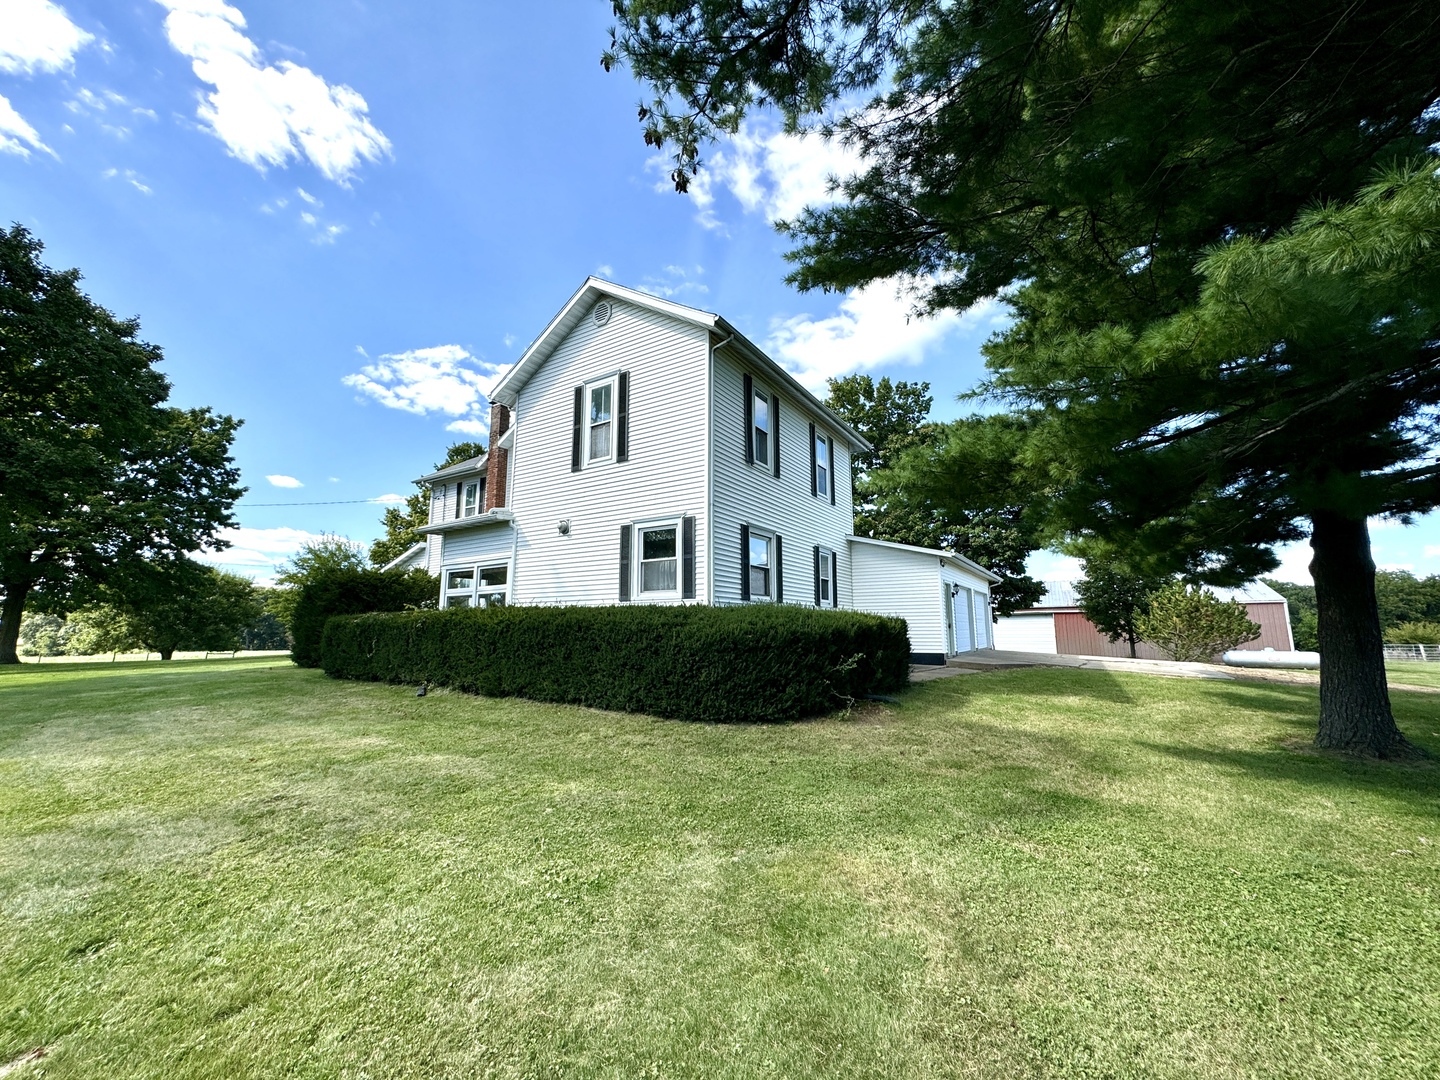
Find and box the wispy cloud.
[0,93,54,157]
[101,166,152,194]
[0,0,94,75]
[299,210,345,244]
[766,280,1007,391]
[154,0,391,185]
[265,473,303,488]
[637,263,708,300]
[342,344,511,437]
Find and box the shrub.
[321,604,910,722]
[1383,620,1440,645]
[1135,582,1261,662]
[290,568,437,668]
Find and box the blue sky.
[3,0,1435,587]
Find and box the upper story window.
[588,379,614,463]
[639,523,678,594]
[748,532,772,599]
[752,387,770,466]
[462,480,482,516]
[815,434,830,498]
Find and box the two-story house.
[385,278,999,664]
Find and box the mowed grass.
[1386,660,1440,690]
[1,660,1438,1080]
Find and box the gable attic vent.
[592,300,612,327]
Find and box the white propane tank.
[1222,648,1321,670]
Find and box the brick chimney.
[484,402,511,511]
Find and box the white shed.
[848,536,1000,664]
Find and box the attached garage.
[849,536,1000,664]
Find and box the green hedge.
[290,568,437,668]
[320,604,910,722]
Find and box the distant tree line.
[1265,572,1440,651]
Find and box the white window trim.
[751,382,771,469]
[747,528,774,601]
[818,549,833,605]
[584,375,618,467]
[634,516,683,599]
[441,561,512,609]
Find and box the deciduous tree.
[0,226,242,663]
[369,441,486,567]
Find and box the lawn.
[1,660,1437,1079]
[1386,660,1440,690]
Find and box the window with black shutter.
[618,524,632,601]
[616,370,630,462]
[681,516,696,599]
[571,386,583,472]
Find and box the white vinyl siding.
[994,614,1059,653]
[441,523,514,564]
[850,542,946,654]
[711,345,856,606]
[509,299,709,606]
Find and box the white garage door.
[993,614,1057,653]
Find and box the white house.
[404,278,999,664]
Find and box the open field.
[1385,661,1440,690]
[2,658,1437,1079]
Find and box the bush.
[290,568,437,668]
[320,604,910,722]
[1135,582,1261,662]
[1383,620,1440,645]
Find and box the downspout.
[706,329,734,606]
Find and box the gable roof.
[488,277,872,452]
[1024,578,1289,612]
[849,534,1002,583]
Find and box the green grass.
[2,659,1438,1080]
[1386,660,1440,690]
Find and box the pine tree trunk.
[0,581,30,665]
[1309,511,1415,757]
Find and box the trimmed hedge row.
[290,568,437,668]
[320,604,910,722]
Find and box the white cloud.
[342,344,511,437]
[101,166,152,194]
[265,473,303,488]
[767,280,1007,391]
[296,185,319,204]
[154,0,391,184]
[638,263,708,300]
[0,92,53,157]
[675,119,867,231]
[371,492,406,504]
[299,209,345,244]
[196,525,326,581]
[0,0,93,75]
[501,333,516,349]
[1025,551,1083,582]
[595,263,614,277]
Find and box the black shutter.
[775,533,783,603]
[828,437,836,505]
[772,395,780,478]
[571,386,583,472]
[681,516,696,600]
[742,373,754,464]
[809,422,817,497]
[813,545,821,606]
[832,550,839,607]
[617,370,630,463]
[454,481,461,519]
[619,524,632,601]
[740,523,751,601]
